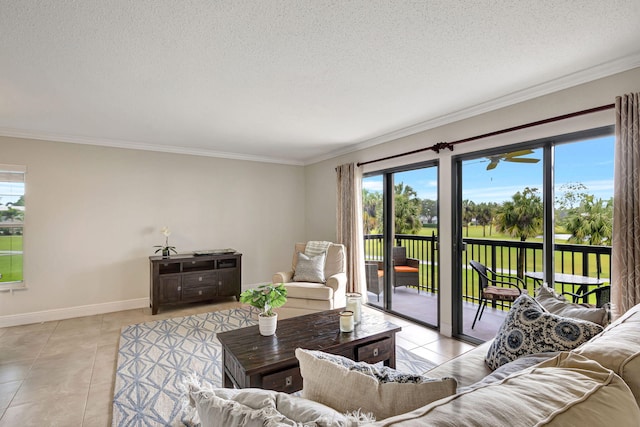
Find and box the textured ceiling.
[1,1,640,165]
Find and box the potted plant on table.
[239,283,287,336]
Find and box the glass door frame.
[451,125,613,341]
[364,159,440,328]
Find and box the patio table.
[524,271,607,297]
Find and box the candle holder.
[339,310,354,332]
[345,292,362,325]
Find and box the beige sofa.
[371,302,640,426]
[273,242,347,311]
[186,302,640,426]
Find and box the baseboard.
[0,297,149,328]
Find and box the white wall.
[305,67,640,336]
[2,68,638,328]
[0,137,306,324]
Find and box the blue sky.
[363,135,615,204]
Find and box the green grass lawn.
[0,235,23,282]
[366,225,609,307]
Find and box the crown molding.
[2,53,638,168]
[304,53,640,166]
[0,128,305,166]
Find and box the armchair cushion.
[293,252,326,283]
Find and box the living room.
[2,2,640,426]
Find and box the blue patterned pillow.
[485,294,603,370]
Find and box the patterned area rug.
[112,307,436,426]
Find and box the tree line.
[363,182,613,246]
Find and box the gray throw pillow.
[293,252,326,283]
[485,294,603,370]
[535,285,609,326]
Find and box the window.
[0,164,25,288]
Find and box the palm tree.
[462,199,476,237]
[394,183,422,234]
[564,196,612,245]
[495,187,543,278]
[362,189,382,234]
[475,202,495,237]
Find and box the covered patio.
[366,287,507,343]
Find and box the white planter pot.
[258,313,278,336]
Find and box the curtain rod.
[357,103,615,167]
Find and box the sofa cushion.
[293,252,326,283]
[535,285,609,326]
[371,352,640,427]
[459,352,559,393]
[486,294,603,370]
[572,301,640,407]
[185,378,374,427]
[296,348,457,421]
[426,341,493,388]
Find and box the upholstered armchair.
[273,242,347,311]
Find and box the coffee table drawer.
[356,338,392,364]
[262,367,303,393]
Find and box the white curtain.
[612,92,640,317]
[336,163,366,298]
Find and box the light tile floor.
[0,299,476,426]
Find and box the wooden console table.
[217,309,401,393]
[149,252,241,315]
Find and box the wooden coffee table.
[217,308,401,393]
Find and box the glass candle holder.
[345,292,362,324]
[339,310,354,332]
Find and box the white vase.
[258,313,278,336]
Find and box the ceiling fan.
[486,149,540,170]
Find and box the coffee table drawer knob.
[262,367,303,392]
[356,337,392,364]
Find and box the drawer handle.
[198,276,203,282]
[192,261,196,264]
[373,348,379,357]
[198,290,203,295]
[219,281,222,286]
[177,286,181,291]
[285,376,292,387]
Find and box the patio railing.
[364,233,612,307]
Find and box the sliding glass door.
[454,127,614,341]
[363,163,439,327]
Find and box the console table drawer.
[356,337,392,364]
[182,286,217,300]
[183,272,217,287]
[262,367,303,393]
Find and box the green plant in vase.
[239,283,287,336]
[153,226,177,257]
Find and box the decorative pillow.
[485,294,603,370]
[535,285,609,326]
[296,348,457,420]
[184,376,375,427]
[293,252,326,283]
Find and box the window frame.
[0,163,26,290]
